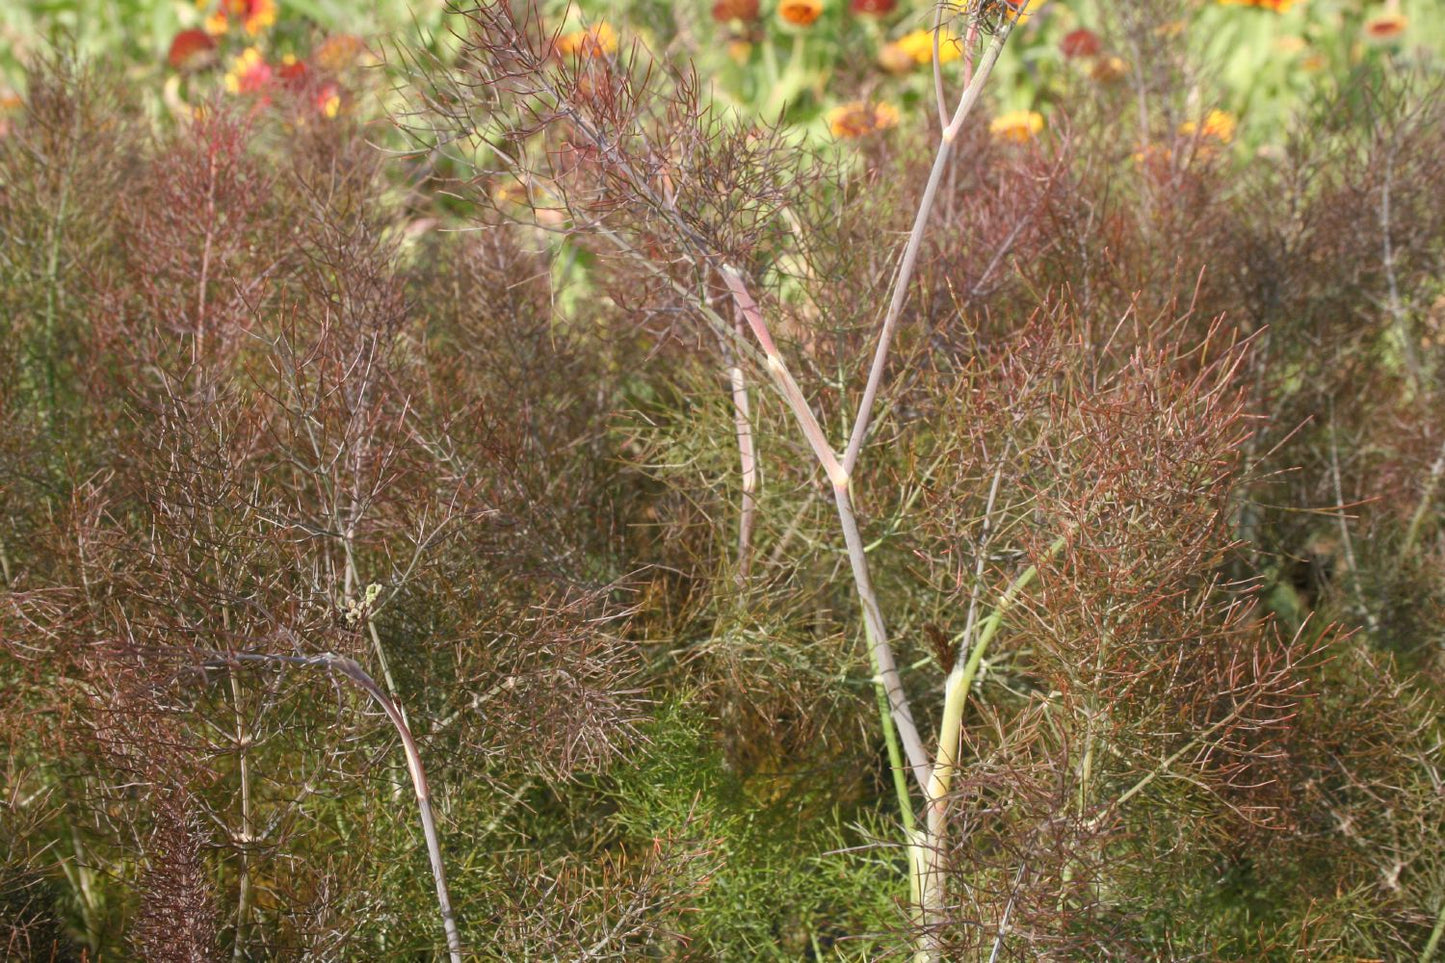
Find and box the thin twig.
[987,861,1028,963]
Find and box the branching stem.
[201,649,462,963]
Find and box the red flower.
[851,0,897,16]
[167,29,218,72]
[1059,28,1101,59]
[278,56,309,90]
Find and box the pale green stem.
[876,668,918,837]
[915,534,1067,959]
[1421,897,1445,962]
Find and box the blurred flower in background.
[779,0,825,28]
[224,46,271,95]
[1000,0,1044,25]
[1059,28,1102,59]
[894,28,963,65]
[1364,6,1409,42]
[990,109,1044,142]
[167,29,218,72]
[826,100,899,138]
[1179,108,1237,144]
[557,23,620,58]
[713,0,762,22]
[1217,0,1300,13]
[205,0,278,37]
[850,0,897,16]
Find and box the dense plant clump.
[2,0,1444,958]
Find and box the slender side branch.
[930,534,1067,806]
[728,328,759,579]
[842,30,1010,478]
[1403,436,1445,559]
[718,265,846,483]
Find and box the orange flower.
[224,47,273,95]
[314,34,369,72]
[999,0,1043,25]
[1218,0,1299,12]
[557,22,619,57]
[990,109,1044,142]
[0,88,21,139]
[1179,108,1236,145]
[877,41,915,73]
[894,28,963,65]
[1090,55,1127,82]
[1131,142,1173,180]
[826,101,899,138]
[872,41,907,72]
[779,0,824,26]
[222,0,277,35]
[1363,11,1408,41]
[713,0,761,20]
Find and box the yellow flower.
[894,28,963,65]
[317,83,342,119]
[1179,108,1236,145]
[204,9,229,35]
[826,101,900,139]
[557,22,619,57]
[779,0,824,27]
[989,109,1044,142]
